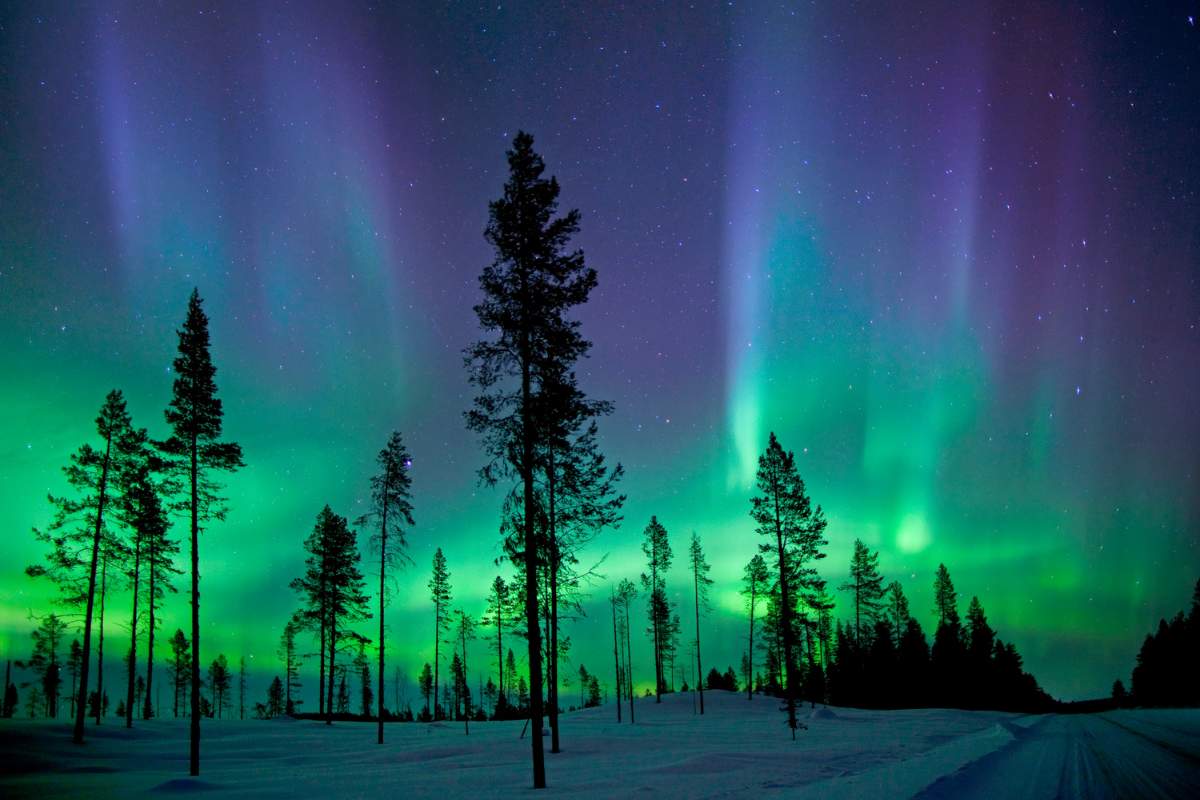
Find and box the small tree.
[839,539,885,646]
[640,516,673,702]
[208,655,231,719]
[27,614,68,718]
[429,548,452,721]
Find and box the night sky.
[2,2,1198,704]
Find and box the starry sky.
[1,1,1197,705]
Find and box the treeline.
[10,131,1064,793]
[1114,578,1200,707]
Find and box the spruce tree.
[930,564,964,707]
[356,431,414,743]
[465,132,600,789]
[688,532,713,713]
[750,432,828,738]
[168,629,189,717]
[741,554,770,701]
[121,457,168,728]
[610,587,623,722]
[885,581,910,648]
[840,539,885,646]
[455,610,476,735]
[208,655,231,719]
[161,290,243,774]
[428,548,452,721]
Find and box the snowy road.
[917,711,1200,799]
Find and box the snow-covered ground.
[1,692,1197,798]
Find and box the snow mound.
[810,707,838,720]
[150,779,221,793]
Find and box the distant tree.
[139,464,178,722]
[26,614,68,717]
[5,664,18,718]
[455,610,476,734]
[750,433,827,738]
[208,655,231,719]
[418,662,433,720]
[741,555,770,701]
[167,629,190,718]
[930,564,964,707]
[354,640,373,718]
[932,564,958,628]
[1111,679,1127,706]
[429,548,452,721]
[266,676,285,718]
[160,289,244,775]
[965,596,995,706]
[356,431,414,744]
[238,656,247,720]
[839,539,885,646]
[640,516,673,702]
[482,576,512,714]
[292,506,370,726]
[688,532,713,714]
[465,131,601,789]
[617,578,638,723]
[135,675,145,717]
[610,587,623,722]
[1129,577,1200,707]
[280,618,302,715]
[27,390,141,743]
[885,581,910,648]
[67,640,82,718]
[336,668,350,714]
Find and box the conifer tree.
[121,457,168,728]
[141,471,178,722]
[640,516,673,702]
[617,578,638,723]
[933,564,958,628]
[885,581,910,648]
[610,587,623,722]
[741,554,770,701]
[930,564,964,707]
[465,132,600,789]
[27,391,141,742]
[208,655,231,719]
[418,662,433,720]
[356,431,414,743]
[27,614,67,718]
[168,629,189,717]
[688,533,713,714]
[455,610,476,734]
[750,433,828,738]
[965,596,995,708]
[428,548,452,721]
[482,576,511,715]
[266,676,285,718]
[280,618,302,715]
[839,539,885,645]
[67,640,82,718]
[292,506,370,725]
[161,290,244,774]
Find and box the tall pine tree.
[465,132,600,789]
[161,290,243,774]
[689,532,713,713]
[356,431,414,743]
[640,516,673,702]
[428,548,452,721]
[750,433,828,738]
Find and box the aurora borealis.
[1,1,1197,705]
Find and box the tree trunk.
[126,529,142,728]
[747,584,755,701]
[73,433,111,743]
[624,599,634,723]
[189,437,201,775]
[611,592,621,723]
[547,448,560,753]
[97,553,107,725]
[326,615,336,725]
[694,558,704,715]
[773,486,798,738]
[433,601,440,720]
[144,541,156,720]
[378,474,389,744]
[462,625,469,736]
[520,336,546,789]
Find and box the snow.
[2,692,1197,798]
